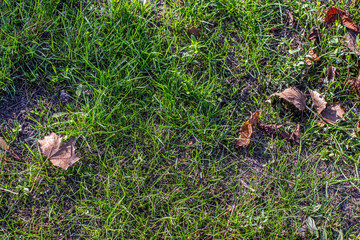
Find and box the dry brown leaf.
[341,14,360,32]
[324,66,336,83]
[270,87,307,111]
[0,137,9,150]
[39,133,80,170]
[321,103,345,125]
[309,89,327,115]
[236,110,261,147]
[237,121,252,147]
[345,27,360,55]
[305,49,320,66]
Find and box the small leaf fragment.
[0,137,9,150]
[305,49,320,66]
[321,103,345,125]
[38,133,80,170]
[236,110,261,147]
[309,89,327,115]
[270,87,307,111]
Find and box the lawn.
[0,0,360,239]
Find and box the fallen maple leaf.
[340,14,360,32]
[324,7,344,25]
[345,27,360,55]
[309,89,327,115]
[38,133,80,170]
[305,49,320,66]
[270,87,307,111]
[236,110,261,147]
[321,103,345,125]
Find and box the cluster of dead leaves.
[237,76,354,145]
[324,7,360,56]
[235,85,347,147]
[305,7,360,67]
[236,7,360,147]
[235,107,301,147]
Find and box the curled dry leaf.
[270,87,306,111]
[38,133,80,170]
[309,89,327,115]
[305,49,320,66]
[321,103,345,125]
[324,7,344,25]
[324,66,336,83]
[236,110,261,147]
[340,14,360,32]
[0,137,9,151]
[345,26,360,55]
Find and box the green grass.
[1,0,360,239]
